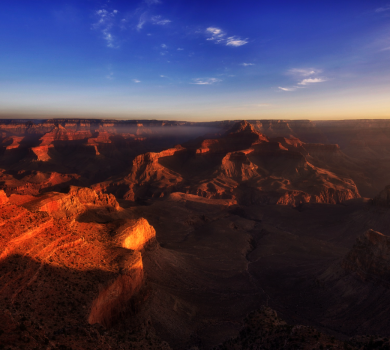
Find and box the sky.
[0,0,390,121]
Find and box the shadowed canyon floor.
[2,119,390,349]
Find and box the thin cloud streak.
[192,78,221,85]
[151,15,171,25]
[288,68,322,76]
[298,78,326,85]
[278,87,296,91]
[375,5,390,12]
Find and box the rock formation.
[100,121,360,206]
[342,229,390,285]
[0,185,162,348]
[3,118,390,349]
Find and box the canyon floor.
[1,119,390,349]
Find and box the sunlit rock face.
[115,218,157,251]
[0,185,161,347]
[22,186,119,219]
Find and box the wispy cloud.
[161,43,167,48]
[137,12,148,30]
[205,27,248,47]
[279,67,327,91]
[241,63,254,66]
[151,15,171,25]
[177,48,184,51]
[133,79,141,83]
[226,36,248,47]
[278,87,297,91]
[375,5,390,12]
[298,78,326,85]
[206,27,226,43]
[106,72,114,80]
[288,68,322,77]
[135,0,169,31]
[192,78,221,85]
[93,9,119,48]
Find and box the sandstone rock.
[115,218,157,251]
[22,186,119,219]
[0,190,9,204]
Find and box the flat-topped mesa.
[31,125,93,160]
[253,120,295,138]
[22,186,119,219]
[195,121,267,154]
[225,120,267,141]
[342,229,390,286]
[128,145,185,182]
[373,185,390,206]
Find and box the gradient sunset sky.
[1,0,390,120]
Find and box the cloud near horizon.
[279,67,327,91]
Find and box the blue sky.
[0,0,390,120]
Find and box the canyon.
[2,118,390,349]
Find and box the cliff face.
[88,251,144,328]
[342,229,390,285]
[99,121,360,206]
[373,185,390,206]
[0,186,160,345]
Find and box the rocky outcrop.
[342,229,390,286]
[2,136,24,150]
[220,151,258,181]
[23,186,119,218]
[121,146,185,200]
[0,191,155,336]
[115,218,157,251]
[0,190,9,205]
